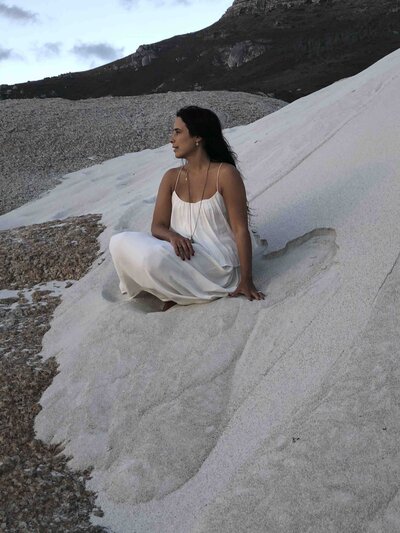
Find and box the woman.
[109,105,264,310]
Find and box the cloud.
[71,42,124,62]
[120,0,138,8]
[120,0,226,6]
[33,42,62,60]
[0,2,38,22]
[0,46,12,60]
[0,45,23,61]
[120,0,191,8]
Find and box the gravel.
[0,91,287,216]
[0,214,107,531]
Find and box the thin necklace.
[187,161,211,243]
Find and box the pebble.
[0,214,107,531]
[0,91,286,216]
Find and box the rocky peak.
[122,44,159,70]
[223,0,326,17]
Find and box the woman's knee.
[109,232,128,253]
[141,243,168,272]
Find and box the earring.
[195,141,199,147]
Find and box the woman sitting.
[109,105,264,310]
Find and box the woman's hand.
[229,279,265,301]
[170,234,195,261]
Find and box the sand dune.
[1,49,400,532]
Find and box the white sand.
[1,48,400,532]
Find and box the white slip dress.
[109,163,241,305]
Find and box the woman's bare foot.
[161,300,177,312]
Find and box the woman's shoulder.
[160,167,182,193]
[217,162,239,174]
[218,162,242,183]
[217,161,235,169]
[163,166,183,176]
[161,166,183,185]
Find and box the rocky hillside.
[1,0,399,102]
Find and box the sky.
[0,0,233,85]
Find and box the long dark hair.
[176,105,253,224]
[176,106,238,166]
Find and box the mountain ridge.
[1,0,399,101]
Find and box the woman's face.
[170,117,198,159]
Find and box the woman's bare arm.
[219,165,264,300]
[151,169,194,260]
[151,169,176,241]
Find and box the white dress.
[109,163,241,305]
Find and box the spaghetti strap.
[216,162,223,193]
[174,166,184,191]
